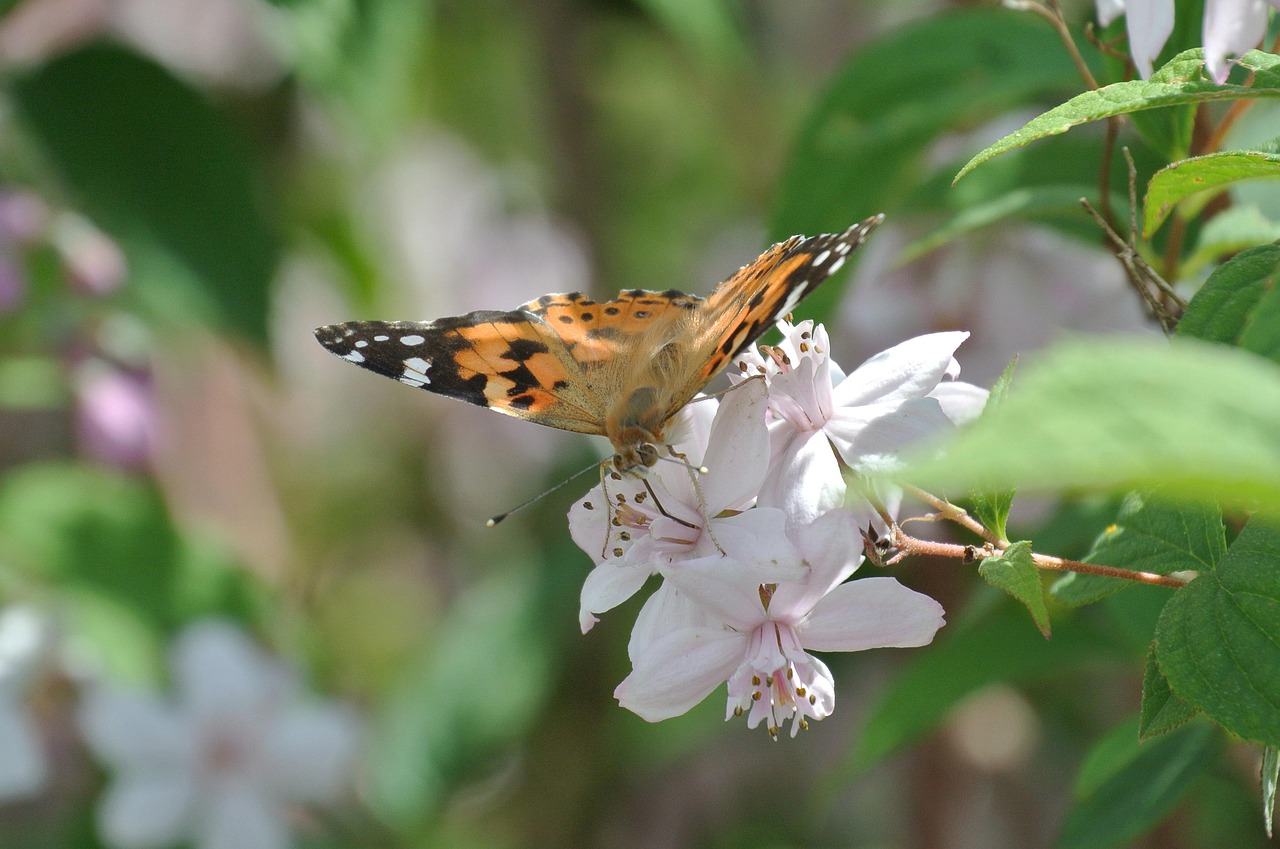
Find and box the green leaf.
[979,541,1051,637]
[1144,151,1280,236]
[633,0,746,64]
[1141,646,1198,739]
[772,7,1086,317]
[970,358,1018,541]
[1181,205,1280,277]
[1060,718,1221,849]
[1264,745,1279,838]
[1178,245,1280,366]
[1155,516,1280,748]
[909,338,1280,512]
[1051,493,1226,608]
[854,599,1132,769]
[13,44,278,344]
[956,49,1280,184]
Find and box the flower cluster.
[569,323,985,737]
[1096,0,1279,82]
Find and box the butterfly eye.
[638,443,659,467]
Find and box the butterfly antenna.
[655,453,709,475]
[486,459,602,527]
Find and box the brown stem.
[903,485,1003,545]
[888,530,1189,589]
[1015,0,1102,90]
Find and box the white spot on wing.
[813,250,831,266]
[355,340,368,348]
[342,350,366,363]
[374,335,389,342]
[400,334,425,346]
[828,257,846,274]
[403,357,429,374]
[399,377,426,387]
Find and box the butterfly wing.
[692,214,884,389]
[314,312,609,434]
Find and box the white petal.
[173,621,292,725]
[264,704,362,803]
[628,582,713,661]
[757,429,845,533]
[929,380,990,426]
[825,397,952,473]
[1125,0,1175,77]
[773,510,864,615]
[579,559,654,633]
[668,394,718,464]
[0,703,46,800]
[700,377,770,511]
[97,770,197,849]
[615,627,745,722]
[659,555,770,632]
[79,686,195,770]
[832,331,970,407]
[567,483,611,563]
[1096,0,1126,26]
[1203,0,1269,82]
[712,509,806,584]
[767,350,834,430]
[798,577,945,652]
[198,783,292,849]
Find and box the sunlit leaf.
[1178,244,1280,366]
[979,542,1050,637]
[1143,151,1280,236]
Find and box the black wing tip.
[314,322,360,353]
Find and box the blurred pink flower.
[1203,0,1280,82]
[615,511,945,737]
[0,191,49,244]
[0,254,26,314]
[76,363,157,470]
[79,620,361,849]
[55,215,127,296]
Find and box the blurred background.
[0,0,1275,847]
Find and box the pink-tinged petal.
[825,397,952,473]
[798,577,945,652]
[628,582,713,661]
[568,484,611,562]
[1203,0,1269,83]
[832,332,970,406]
[173,621,292,725]
[757,429,845,533]
[97,769,197,849]
[711,509,806,584]
[666,394,718,465]
[580,559,654,633]
[1096,0,1126,26]
[200,782,292,849]
[78,686,195,770]
[0,705,45,799]
[659,554,770,632]
[929,380,990,426]
[772,510,864,614]
[264,704,361,803]
[1125,0,1175,77]
[700,377,769,511]
[767,351,833,430]
[615,627,745,722]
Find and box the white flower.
[1096,0,1175,78]
[0,605,54,801]
[79,620,361,849]
[568,379,803,633]
[734,322,983,530]
[1203,0,1279,83]
[614,510,945,737]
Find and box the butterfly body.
[315,215,883,475]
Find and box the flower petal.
[628,581,713,661]
[1203,0,1269,83]
[832,331,970,407]
[798,577,945,652]
[0,703,45,800]
[700,376,770,511]
[772,510,864,615]
[79,686,195,770]
[1125,0,1175,78]
[264,704,362,803]
[929,380,990,426]
[825,397,952,473]
[579,559,654,633]
[712,509,806,584]
[97,769,197,849]
[199,782,292,849]
[173,621,292,725]
[659,554,771,632]
[615,627,745,722]
[757,429,845,533]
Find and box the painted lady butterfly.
[315,215,883,475]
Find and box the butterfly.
[315,214,883,477]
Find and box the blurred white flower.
[1095,0,1175,78]
[614,511,945,737]
[80,620,361,849]
[1203,0,1280,83]
[568,379,803,633]
[54,213,127,296]
[0,605,54,801]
